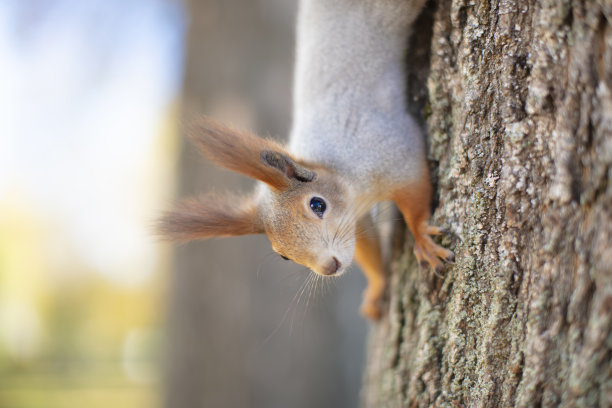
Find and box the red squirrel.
[159,0,454,320]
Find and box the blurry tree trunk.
[165,1,368,407]
[363,1,612,407]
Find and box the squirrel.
[159,0,454,320]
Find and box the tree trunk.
[363,1,612,407]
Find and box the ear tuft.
[157,194,263,241]
[260,150,317,183]
[188,118,291,190]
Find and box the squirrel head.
[158,118,358,276]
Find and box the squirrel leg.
[392,176,454,275]
[355,214,385,320]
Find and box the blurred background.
[0,0,369,407]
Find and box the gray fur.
[289,0,428,195]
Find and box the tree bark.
[363,1,612,407]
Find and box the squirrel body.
[160,0,453,320]
[290,0,426,192]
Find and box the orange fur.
[187,118,291,190]
[354,216,385,320]
[392,167,454,274]
[158,194,262,241]
[260,166,353,276]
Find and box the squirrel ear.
[260,150,317,183]
[188,118,293,190]
[157,194,263,241]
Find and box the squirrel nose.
[322,257,341,276]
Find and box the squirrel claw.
[434,264,444,277]
[413,222,454,275]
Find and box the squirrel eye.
[309,197,326,218]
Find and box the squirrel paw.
[360,293,383,321]
[413,223,454,275]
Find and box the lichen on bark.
[363,1,612,407]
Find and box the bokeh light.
[0,0,185,406]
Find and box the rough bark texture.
[363,1,612,407]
